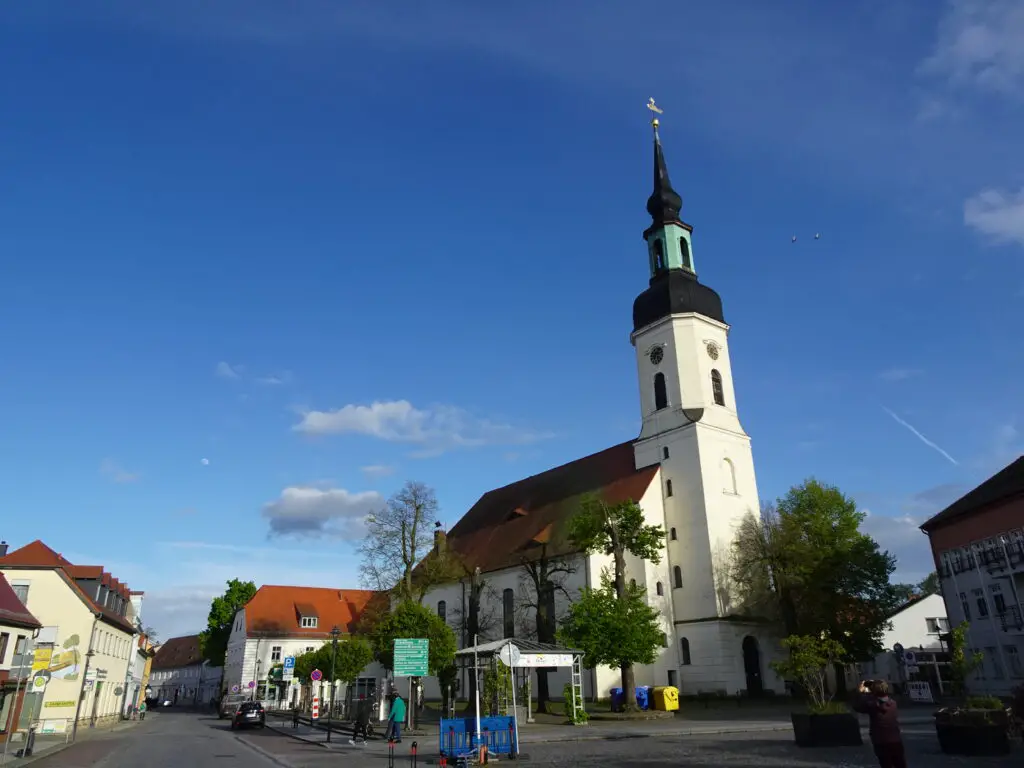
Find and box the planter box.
[935,722,1011,756]
[790,712,862,748]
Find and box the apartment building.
[0,540,142,733]
[150,635,221,706]
[0,571,42,743]
[921,455,1024,696]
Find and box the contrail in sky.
[883,407,958,466]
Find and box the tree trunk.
[611,545,636,710]
[535,670,551,714]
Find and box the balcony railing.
[998,606,1023,632]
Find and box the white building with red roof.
[0,540,144,732]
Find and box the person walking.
[348,696,371,745]
[386,694,406,743]
[138,701,147,721]
[852,679,906,768]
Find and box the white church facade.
[418,117,786,701]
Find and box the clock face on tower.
[706,342,720,360]
[649,346,664,365]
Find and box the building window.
[680,637,691,665]
[666,479,673,497]
[10,583,28,603]
[973,588,988,618]
[300,616,318,628]
[679,237,692,271]
[987,647,1004,679]
[661,633,669,648]
[990,583,1007,613]
[1006,646,1023,678]
[654,373,668,410]
[656,582,664,596]
[958,592,970,621]
[667,669,678,687]
[670,527,677,541]
[722,458,737,494]
[502,588,515,638]
[271,646,282,662]
[653,239,665,271]
[662,446,669,460]
[711,370,725,406]
[0,632,8,665]
[925,617,949,634]
[673,566,683,589]
[438,600,447,622]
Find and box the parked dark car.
[230,702,266,730]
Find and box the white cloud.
[922,0,1024,96]
[261,486,383,538]
[99,458,140,484]
[200,457,210,466]
[882,407,959,466]
[293,399,553,455]
[215,361,243,379]
[360,464,395,478]
[257,371,293,386]
[860,508,935,582]
[964,187,1024,246]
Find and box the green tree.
[947,621,983,699]
[568,495,665,707]
[518,546,575,713]
[370,600,457,674]
[769,635,847,713]
[199,578,258,666]
[917,571,939,596]
[731,481,900,664]
[558,574,663,706]
[333,637,374,685]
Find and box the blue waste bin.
[610,687,625,712]
[635,686,651,711]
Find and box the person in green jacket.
[386,694,406,743]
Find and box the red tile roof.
[0,540,137,634]
[435,441,658,575]
[152,635,203,670]
[244,586,379,637]
[0,573,40,630]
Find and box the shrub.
[770,635,848,714]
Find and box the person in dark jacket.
[852,679,906,768]
[348,696,371,745]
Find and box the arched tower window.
[673,566,683,589]
[656,581,664,596]
[437,600,447,622]
[502,588,515,638]
[679,236,692,271]
[722,458,737,494]
[711,369,725,406]
[680,637,692,665]
[654,373,668,410]
[670,527,677,541]
[653,239,665,271]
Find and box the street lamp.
[326,626,340,743]
[254,659,262,702]
[71,650,96,743]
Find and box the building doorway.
[742,636,763,695]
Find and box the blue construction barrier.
[439,716,518,761]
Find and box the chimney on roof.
[433,521,446,554]
[0,541,7,557]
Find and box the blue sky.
[0,0,1021,639]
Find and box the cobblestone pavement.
[237,719,1022,767]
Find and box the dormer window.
[300,616,318,629]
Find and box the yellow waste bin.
[651,686,679,711]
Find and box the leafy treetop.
[199,578,258,667]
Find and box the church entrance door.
[742,636,763,695]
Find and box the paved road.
[14,711,1022,768]
[17,711,282,768]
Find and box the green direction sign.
[393,638,429,677]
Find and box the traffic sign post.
[311,669,322,682]
[393,639,429,677]
[283,657,295,681]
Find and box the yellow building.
[0,541,141,734]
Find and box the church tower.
[631,105,766,692]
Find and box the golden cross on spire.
[646,97,663,128]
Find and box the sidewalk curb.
[234,735,297,768]
[1,743,72,767]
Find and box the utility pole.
[71,649,96,743]
[326,627,340,742]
